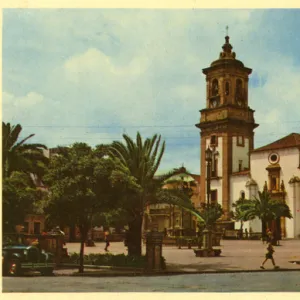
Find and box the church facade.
[196,35,300,238]
[250,134,300,238]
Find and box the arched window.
[235,79,243,100]
[225,81,230,95]
[212,79,219,96]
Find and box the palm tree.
[2,122,48,179]
[110,132,203,256]
[198,203,223,229]
[237,190,292,239]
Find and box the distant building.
[143,166,201,236]
[16,147,63,235]
[22,214,46,235]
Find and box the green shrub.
[161,256,166,270]
[69,252,80,263]
[65,253,167,269]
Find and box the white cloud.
[63,47,151,86]
[3,91,45,107]
[3,91,47,124]
[2,89,122,147]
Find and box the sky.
[2,9,300,174]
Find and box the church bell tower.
[196,33,259,220]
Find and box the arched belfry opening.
[212,79,219,97]
[225,81,230,96]
[235,78,244,106]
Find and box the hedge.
[68,253,166,269]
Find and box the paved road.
[3,271,300,292]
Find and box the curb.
[57,264,143,272]
[54,267,300,277]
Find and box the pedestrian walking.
[260,242,279,269]
[104,232,110,252]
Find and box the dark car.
[2,244,55,276]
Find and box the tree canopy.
[2,122,48,233]
[2,171,45,232]
[43,142,139,272]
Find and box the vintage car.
[2,244,55,276]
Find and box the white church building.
[246,133,300,238]
[196,34,300,239]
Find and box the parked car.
[2,244,55,276]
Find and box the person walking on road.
[104,232,110,252]
[260,242,279,269]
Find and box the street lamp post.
[202,147,213,251]
[205,147,213,207]
[194,147,222,257]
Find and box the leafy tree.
[2,122,48,179]
[235,190,292,238]
[2,171,45,232]
[2,122,48,233]
[110,132,203,256]
[43,143,138,272]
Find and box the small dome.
[211,58,244,68]
[210,36,244,68]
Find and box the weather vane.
[226,25,229,36]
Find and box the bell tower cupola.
[204,34,252,110]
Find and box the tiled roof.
[252,133,300,153]
[190,174,201,182]
[231,170,250,176]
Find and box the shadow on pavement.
[166,262,240,272]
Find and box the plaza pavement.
[55,239,300,276]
